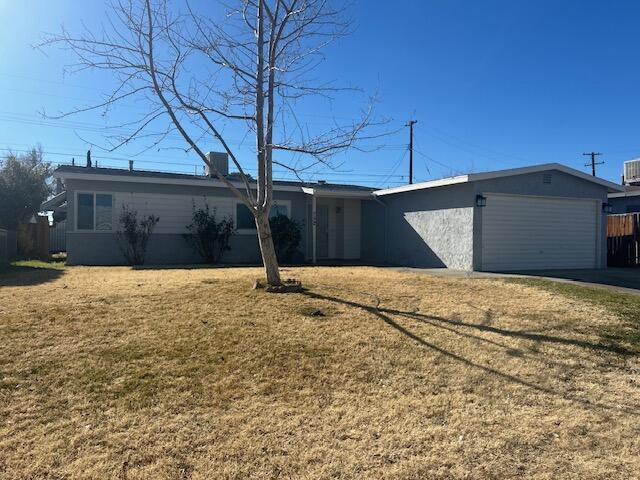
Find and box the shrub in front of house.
[183,202,235,264]
[117,206,159,265]
[270,214,302,263]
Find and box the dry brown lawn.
[0,265,639,479]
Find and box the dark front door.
[316,204,329,259]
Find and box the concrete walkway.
[392,267,640,296]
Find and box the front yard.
[0,264,638,479]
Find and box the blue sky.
[0,0,639,187]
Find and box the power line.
[0,111,409,152]
[378,148,409,188]
[0,147,409,181]
[413,148,458,173]
[417,122,539,167]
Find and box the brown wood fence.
[17,216,50,260]
[607,213,640,267]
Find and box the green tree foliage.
[183,202,235,264]
[117,206,159,265]
[270,214,302,263]
[0,147,52,228]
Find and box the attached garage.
[480,194,600,271]
[370,163,624,272]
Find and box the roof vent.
[129,160,134,172]
[543,173,552,184]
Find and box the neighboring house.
[606,158,640,214]
[608,188,640,214]
[49,155,623,271]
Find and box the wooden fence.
[17,216,50,260]
[607,213,640,267]
[0,228,7,261]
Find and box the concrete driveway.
[392,267,640,295]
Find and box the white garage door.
[481,194,600,271]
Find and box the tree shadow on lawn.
[0,262,65,287]
[301,289,640,415]
[129,261,369,271]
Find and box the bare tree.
[40,0,382,286]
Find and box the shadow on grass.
[301,289,640,414]
[0,261,65,287]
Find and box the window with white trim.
[77,193,114,231]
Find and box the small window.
[77,194,94,230]
[77,193,113,231]
[236,204,255,230]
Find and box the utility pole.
[583,152,603,177]
[406,120,417,184]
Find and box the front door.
[316,204,329,259]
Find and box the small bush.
[117,206,159,265]
[270,214,302,263]
[183,202,235,263]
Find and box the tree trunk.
[255,211,282,286]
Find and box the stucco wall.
[378,183,476,269]
[65,178,308,265]
[403,207,474,269]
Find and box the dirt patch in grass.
[0,266,639,479]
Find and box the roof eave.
[302,187,373,198]
[373,175,469,196]
[40,191,67,210]
[54,169,303,192]
[373,163,625,196]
